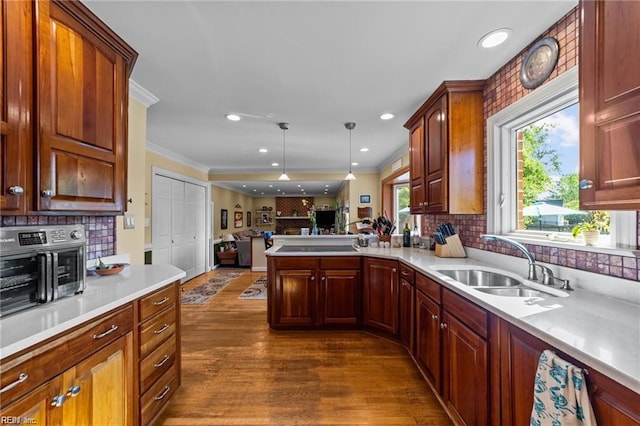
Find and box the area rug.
[239,276,267,299]
[181,272,244,304]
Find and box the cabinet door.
[398,278,414,350]
[415,290,441,393]
[0,0,33,214]
[409,118,426,213]
[0,381,52,425]
[425,96,447,213]
[35,0,133,213]
[319,269,361,326]
[443,311,488,426]
[53,334,133,426]
[363,259,398,335]
[500,319,640,425]
[272,269,317,327]
[580,0,640,209]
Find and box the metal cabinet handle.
[310,276,315,281]
[66,385,81,397]
[41,189,55,198]
[321,276,325,281]
[0,373,28,394]
[153,385,171,401]
[392,268,397,273]
[401,271,410,276]
[152,296,170,306]
[8,186,24,195]
[51,394,66,407]
[153,354,170,368]
[431,314,438,321]
[154,323,170,335]
[440,323,447,330]
[579,179,593,189]
[92,324,118,339]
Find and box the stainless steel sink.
[474,287,548,297]
[276,245,359,253]
[437,269,522,287]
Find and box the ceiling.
[85,0,577,197]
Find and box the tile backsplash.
[1,216,116,260]
[421,7,640,283]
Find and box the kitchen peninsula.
[266,240,640,424]
[0,265,186,425]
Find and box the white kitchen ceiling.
[85,0,577,197]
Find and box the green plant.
[571,210,610,238]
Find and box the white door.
[153,175,173,266]
[186,182,206,278]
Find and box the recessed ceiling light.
[380,113,394,120]
[258,148,268,153]
[242,184,247,188]
[360,147,369,152]
[277,189,281,192]
[352,162,359,166]
[271,162,279,167]
[268,184,273,187]
[297,184,301,187]
[253,189,257,192]
[325,184,329,187]
[478,28,512,48]
[225,114,241,121]
[261,192,264,195]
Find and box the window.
[487,67,636,250]
[394,182,411,231]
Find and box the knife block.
[435,234,466,258]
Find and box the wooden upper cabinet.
[404,81,485,214]
[580,0,640,209]
[0,0,33,215]
[409,118,426,214]
[35,0,137,213]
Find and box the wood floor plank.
[158,269,452,425]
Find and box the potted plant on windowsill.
[571,211,610,246]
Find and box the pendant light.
[278,122,290,181]
[344,122,356,180]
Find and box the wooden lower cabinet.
[415,288,442,392]
[399,277,415,350]
[362,258,399,335]
[268,256,362,329]
[500,319,640,425]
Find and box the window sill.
[503,232,639,258]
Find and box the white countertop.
[0,264,185,360]
[266,244,640,394]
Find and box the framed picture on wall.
[359,194,371,204]
[221,209,228,229]
[234,211,243,228]
[247,211,251,227]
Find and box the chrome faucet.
[481,234,539,281]
[481,234,573,290]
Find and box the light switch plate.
[124,214,135,229]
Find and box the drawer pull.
[0,373,28,394]
[152,296,170,306]
[92,324,118,339]
[153,354,170,368]
[154,323,170,334]
[153,385,171,401]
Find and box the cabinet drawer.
[399,263,415,284]
[141,366,179,425]
[320,257,360,270]
[139,284,177,322]
[0,303,133,407]
[416,273,441,303]
[140,332,177,394]
[274,257,318,269]
[443,289,488,338]
[139,306,177,358]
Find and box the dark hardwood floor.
[158,269,452,425]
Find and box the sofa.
[233,230,256,267]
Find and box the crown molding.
[146,141,211,174]
[129,79,159,107]
[377,143,409,173]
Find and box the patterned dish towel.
[530,350,596,426]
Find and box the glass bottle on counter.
[403,223,411,247]
[412,225,420,247]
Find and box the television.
[315,210,335,229]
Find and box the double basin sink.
[434,268,567,298]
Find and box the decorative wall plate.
[520,37,559,89]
